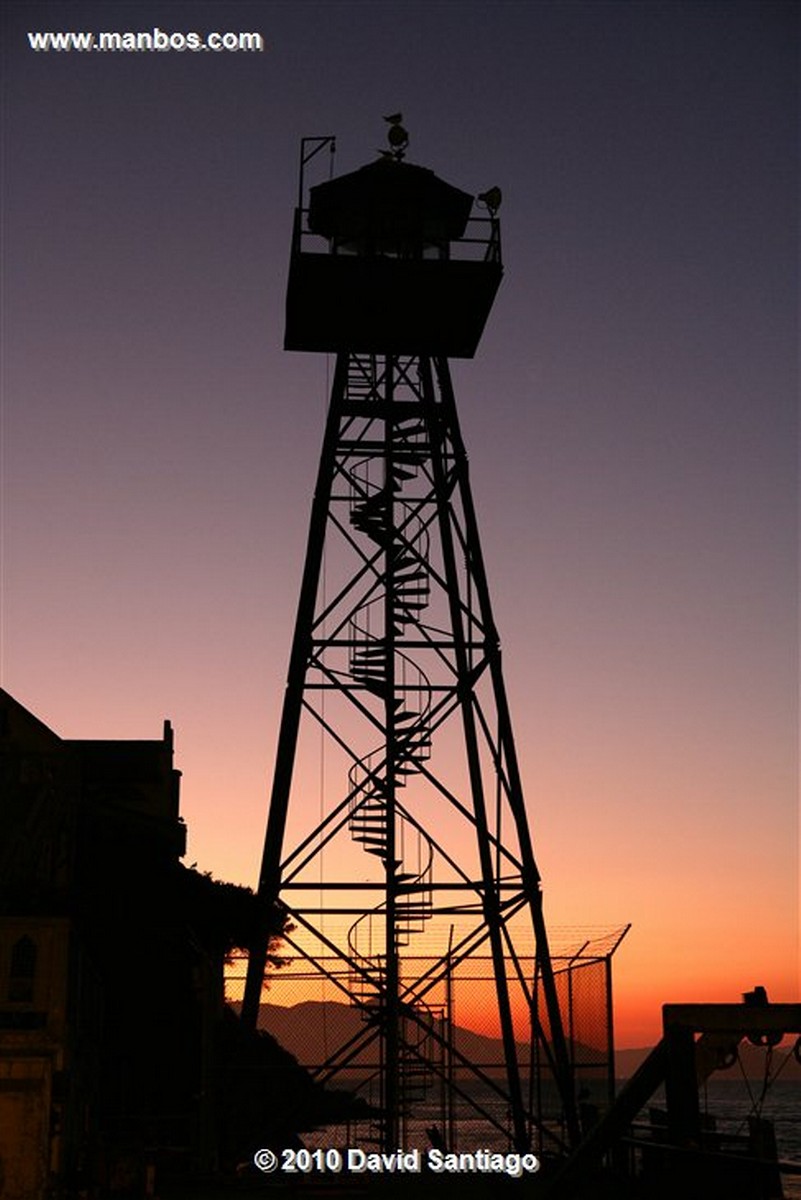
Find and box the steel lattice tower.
[243,134,579,1153]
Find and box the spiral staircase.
[344,397,440,1119]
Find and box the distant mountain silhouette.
[255,1000,801,1083]
[257,998,586,1076]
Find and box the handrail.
[292,208,501,265]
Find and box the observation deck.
[284,158,503,358]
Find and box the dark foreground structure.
[0,688,362,1198]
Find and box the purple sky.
[1,0,797,1043]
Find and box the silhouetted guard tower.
[243,131,580,1153]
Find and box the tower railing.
[291,207,501,264]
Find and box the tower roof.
[308,158,473,246]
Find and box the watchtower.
[243,129,579,1154]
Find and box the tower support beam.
[242,353,350,1029]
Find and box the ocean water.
[692,1079,801,1199]
[696,1080,800,1159]
[634,1080,800,1161]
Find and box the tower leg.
[242,354,350,1029]
[431,358,581,1147]
[420,357,528,1149]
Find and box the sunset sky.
[1,0,797,1048]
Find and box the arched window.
[9,935,37,1002]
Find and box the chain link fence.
[224,923,628,1153]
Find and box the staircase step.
[352,669,388,684]
[351,662,388,676]
[355,783,387,800]
[399,737,431,751]
[395,569,427,582]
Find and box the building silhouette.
[0,687,341,1196]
